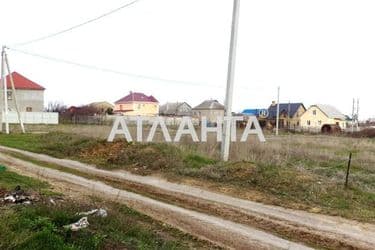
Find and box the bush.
[351,128,375,138]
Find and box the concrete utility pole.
[275,86,280,136]
[356,98,360,131]
[351,98,355,133]
[1,46,9,134]
[287,101,291,131]
[0,46,25,134]
[222,0,241,162]
[5,51,25,133]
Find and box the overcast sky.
[1,0,374,119]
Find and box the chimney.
[272,101,276,106]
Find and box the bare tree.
[46,101,67,113]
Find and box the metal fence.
[61,115,200,126]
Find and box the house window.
[26,107,32,112]
[318,120,322,125]
[307,120,311,126]
[313,110,317,115]
[137,104,141,109]
[7,91,12,100]
[120,105,123,110]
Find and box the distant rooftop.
[268,103,305,118]
[115,92,158,104]
[242,109,266,116]
[159,102,192,116]
[193,100,224,110]
[314,104,346,120]
[1,72,45,90]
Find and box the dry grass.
[17,124,375,192]
[5,124,375,222]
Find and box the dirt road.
[0,153,312,250]
[1,146,375,249]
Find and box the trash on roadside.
[96,208,108,217]
[4,195,16,203]
[2,186,34,205]
[49,198,56,205]
[78,208,108,218]
[64,217,89,231]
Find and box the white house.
[2,72,45,112]
[1,72,58,125]
[300,104,347,132]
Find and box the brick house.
[114,92,159,116]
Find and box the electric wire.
[8,47,224,89]
[12,0,141,47]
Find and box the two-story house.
[2,72,45,112]
[114,92,159,116]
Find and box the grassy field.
[0,167,215,249]
[1,124,374,223]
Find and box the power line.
[7,47,260,91]
[8,47,224,88]
[12,0,141,47]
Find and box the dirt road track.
[0,153,312,250]
[1,146,374,249]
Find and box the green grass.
[0,167,49,192]
[0,132,214,173]
[0,169,215,250]
[0,132,374,222]
[0,203,203,250]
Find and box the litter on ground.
[1,185,35,205]
[49,198,56,205]
[78,208,108,217]
[64,217,90,231]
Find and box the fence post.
[345,152,352,188]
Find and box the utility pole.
[276,86,280,136]
[351,98,355,133]
[356,98,360,131]
[0,46,25,134]
[287,101,291,131]
[5,50,25,133]
[1,46,9,134]
[222,0,240,162]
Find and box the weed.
[0,130,374,222]
[0,169,216,249]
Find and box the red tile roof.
[1,72,45,90]
[115,92,158,104]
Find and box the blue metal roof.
[268,103,305,119]
[242,109,269,117]
[242,109,261,116]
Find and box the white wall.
[1,112,59,124]
[7,90,44,112]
